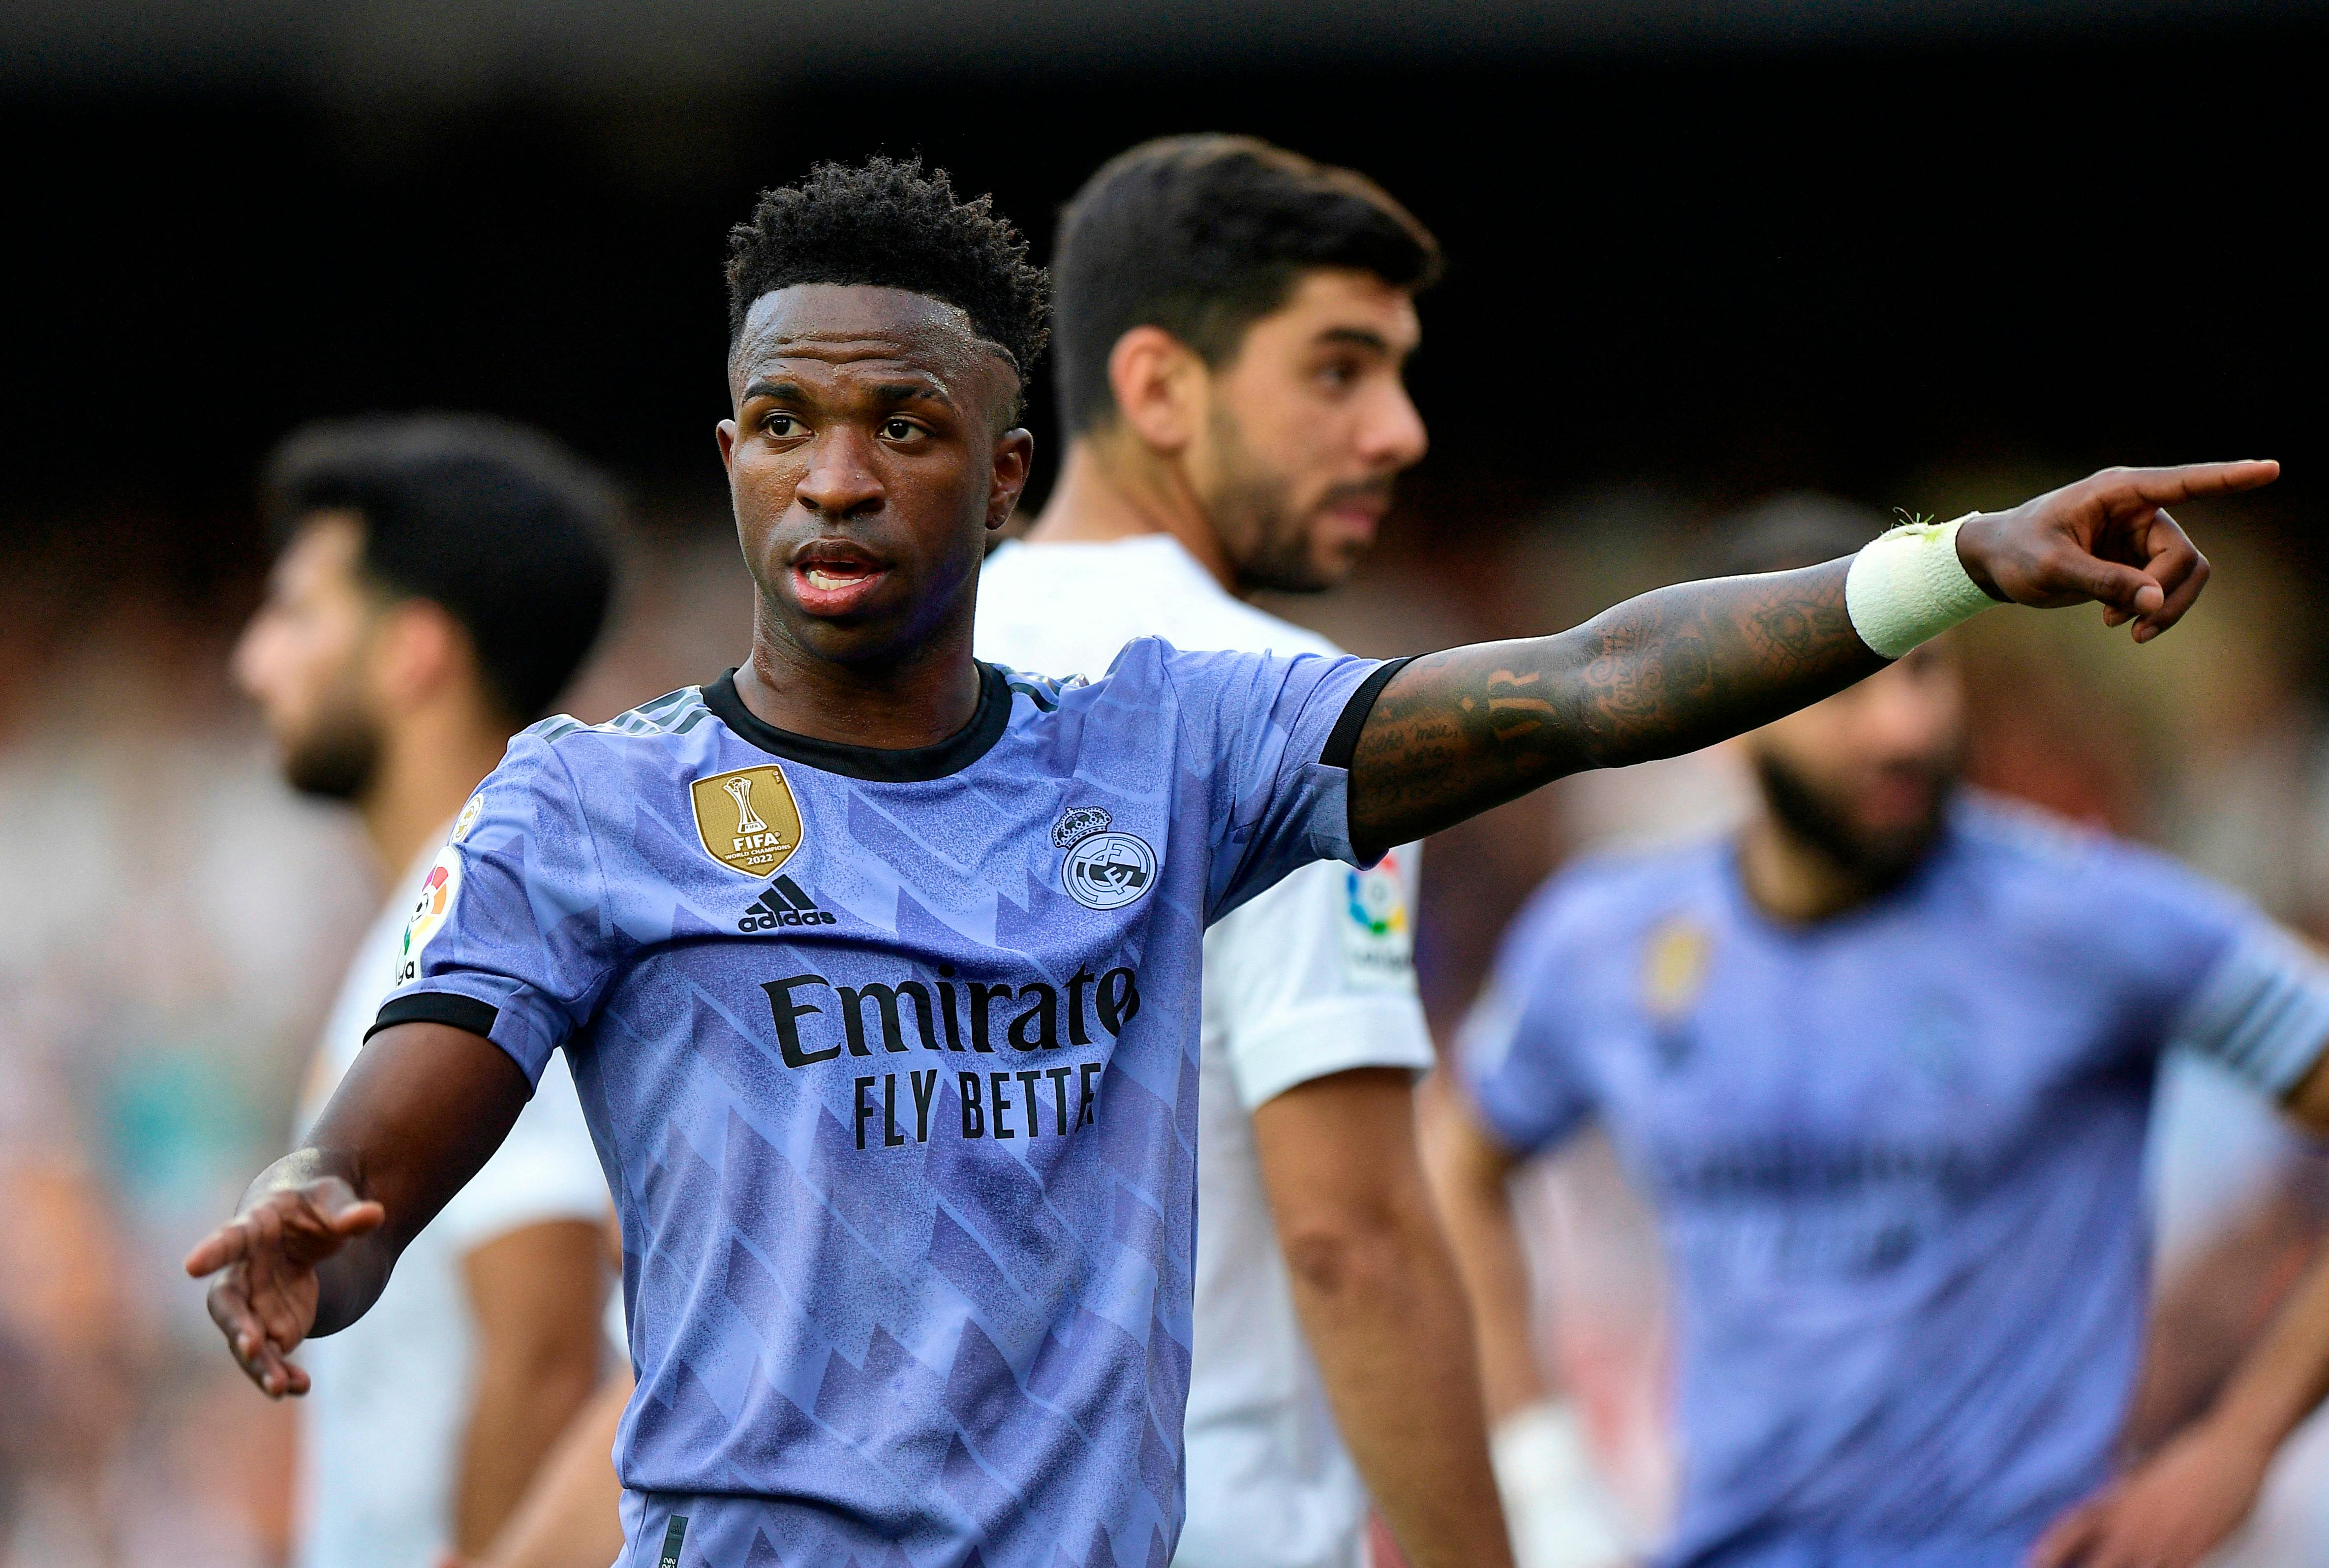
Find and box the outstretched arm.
[184,1021,531,1397]
[1348,461,2274,858]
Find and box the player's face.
[231,514,387,800]
[718,284,1033,667]
[1192,268,1426,593]
[1746,641,1966,877]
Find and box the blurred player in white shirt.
[233,416,620,1568]
[979,135,1512,1568]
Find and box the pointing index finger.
[2112,460,2280,506]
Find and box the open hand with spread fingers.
[1954,461,2278,642]
[184,1174,385,1399]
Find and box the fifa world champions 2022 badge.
[1054,804,1157,912]
[689,763,806,877]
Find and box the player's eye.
[881,418,923,441]
[762,412,801,438]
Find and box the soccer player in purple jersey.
[187,156,2273,1568]
[1425,499,2329,1568]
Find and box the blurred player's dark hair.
[1051,134,1442,439]
[724,156,1050,420]
[262,414,618,723]
[1710,492,1890,578]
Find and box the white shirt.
[294,824,611,1568]
[978,535,1436,1568]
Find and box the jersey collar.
[702,663,1011,783]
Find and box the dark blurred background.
[6,3,2325,614]
[4,3,2327,1562]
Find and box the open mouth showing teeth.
[789,542,890,610]
[802,560,879,591]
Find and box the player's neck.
[1736,815,1886,924]
[359,706,509,881]
[734,602,985,753]
[1022,437,1240,594]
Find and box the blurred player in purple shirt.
[1427,498,2329,1568]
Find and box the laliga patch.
[691,764,804,877]
[1341,851,1416,987]
[1062,831,1157,911]
[394,847,462,987]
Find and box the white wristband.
[1490,1401,1631,1568]
[1843,514,2000,660]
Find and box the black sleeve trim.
[365,992,501,1045]
[1318,656,1416,770]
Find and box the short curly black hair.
[726,156,1050,418]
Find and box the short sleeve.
[2167,920,2329,1099]
[435,1051,611,1250]
[1455,885,1599,1157]
[2065,831,2329,1096]
[1150,642,1392,923]
[368,726,616,1087]
[1205,844,1435,1111]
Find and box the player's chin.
[775,584,924,665]
[1288,528,1371,592]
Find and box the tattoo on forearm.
[1348,559,1882,855]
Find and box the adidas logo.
[738,875,839,932]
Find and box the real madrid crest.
[1054,804,1156,912]
[691,764,805,877]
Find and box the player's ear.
[988,426,1035,533]
[368,598,474,711]
[1106,325,1205,456]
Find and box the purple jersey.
[1461,798,2329,1567]
[371,640,1391,1568]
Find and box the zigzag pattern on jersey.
[530,686,711,745]
[610,992,1195,1568]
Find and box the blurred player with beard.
[979,136,1511,1568]
[233,416,618,1568]
[1426,497,2329,1568]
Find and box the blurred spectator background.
[2,1,2323,1563]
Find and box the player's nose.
[228,614,276,701]
[1358,382,1428,471]
[795,427,886,518]
[1861,679,1961,761]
